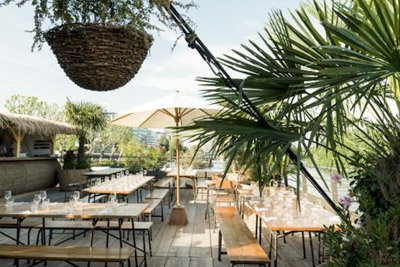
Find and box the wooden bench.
[215,207,270,266]
[0,244,133,265]
[145,189,170,208]
[153,178,173,201]
[142,198,164,222]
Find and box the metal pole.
[165,3,342,216]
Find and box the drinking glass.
[73,191,80,201]
[40,190,47,201]
[30,201,38,213]
[4,191,12,202]
[143,170,147,176]
[42,198,50,209]
[33,194,41,206]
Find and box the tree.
[65,99,108,165]
[5,94,64,120]
[95,125,134,160]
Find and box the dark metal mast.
[166,4,342,216]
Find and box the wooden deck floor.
[0,187,319,267]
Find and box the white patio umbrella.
[111,90,222,225]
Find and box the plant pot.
[57,168,89,191]
[45,23,153,91]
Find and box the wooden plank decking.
[0,186,319,266]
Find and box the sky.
[0,1,299,114]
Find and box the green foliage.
[65,99,107,135]
[0,0,196,49]
[158,134,170,151]
[182,146,205,169]
[5,94,64,120]
[62,150,75,170]
[90,160,125,168]
[65,99,108,162]
[324,205,400,266]
[119,138,167,172]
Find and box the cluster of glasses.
[91,171,149,192]
[66,191,82,210]
[107,193,119,209]
[4,190,13,208]
[30,190,49,212]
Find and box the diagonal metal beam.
[165,3,342,216]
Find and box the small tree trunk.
[77,134,85,162]
[110,144,116,160]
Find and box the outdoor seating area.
[0,179,333,267]
[2,0,400,266]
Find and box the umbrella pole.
[169,118,188,226]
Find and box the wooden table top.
[246,194,341,232]
[83,168,127,177]
[0,202,148,219]
[83,176,154,195]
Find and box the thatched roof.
[0,112,79,136]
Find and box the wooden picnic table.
[83,176,154,201]
[83,168,127,179]
[245,191,341,267]
[0,202,148,266]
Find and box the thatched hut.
[0,112,79,196]
[0,112,78,157]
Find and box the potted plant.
[2,0,195,91]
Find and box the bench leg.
[131,221,138,267]
[218,230,222,261]
[118,219,123,248]
[142,230,147,266]
[161,203,164,222]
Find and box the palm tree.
[65,99,108,165]
[184,0,400,210]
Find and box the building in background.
[133,128,163,147]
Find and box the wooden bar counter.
[0,157,60,197]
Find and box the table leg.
[42,218,48,266]
[274,233,278,267]
[302,231,306,259]
[218,230,222,261]
[309,232,315,267]
[255,214,258,239]
[205,185,210,219]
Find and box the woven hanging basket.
[45,23,153,91]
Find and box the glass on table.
[42,198,50,210]
[33,194,41,206]
[40,190,47,201]
[143,169,148,176]
[30,201,39,213]
[4,190,12,201]
[4,191,13,207]
[73,191,80,201]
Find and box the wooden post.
[9,129,24,157]
[169,113,188,226]
[176,135,181,206]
